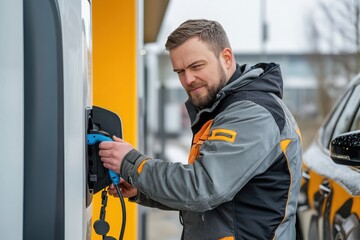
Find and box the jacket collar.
[185,62,283,126]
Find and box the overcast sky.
[157,0,317,53]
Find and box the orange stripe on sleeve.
[137,160,148,174]
[218,236,235,240]
[280,139,292,154]
[296,127,303,143]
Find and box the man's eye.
[176,70,185,76]
[191,64,202,70]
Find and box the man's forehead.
[169,40,213,67]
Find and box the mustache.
[189,81,206,90]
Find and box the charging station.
[20,0,99,239]
[1,0,146,239]
[1,0,132,239]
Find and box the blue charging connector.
[87,133,120,185]
[87,131,126,240]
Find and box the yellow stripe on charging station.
[93,1,138,239]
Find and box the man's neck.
[226,63,242,85]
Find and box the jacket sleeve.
[129,191,177,211]
[120,101,283,212]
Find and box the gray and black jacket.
[121,62,303,240]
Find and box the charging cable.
[115,184,126,240]
[87,132,126,240]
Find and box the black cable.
[115,184,126,240]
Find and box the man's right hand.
[107,178,138,198]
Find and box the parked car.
[297,74,360,240]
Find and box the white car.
[297,74,360,240]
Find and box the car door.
[326,84,360,240]
[297,77,360,240]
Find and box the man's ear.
[221,48,233,68]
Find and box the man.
[99,19,303,240]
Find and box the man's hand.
[108,179,138,198]
[99,135,133,174]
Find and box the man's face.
[169,37,228,109]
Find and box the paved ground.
[143,136,187,240]
[146,208,182,240]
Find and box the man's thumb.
[113,135,123,142]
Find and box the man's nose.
[183,70,196,85]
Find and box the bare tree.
[306,0,360,117]
[319,0,360,75]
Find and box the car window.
[350,102,360,131]
[322,90,351,148]
[330,85,360,146]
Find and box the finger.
[98,141,114,150]
[98,150,105,157]
[99,150,112,158]
[120,180,132,189]
[108,186,116,192]
[107,188,116,195]
[108,190,119,197]
[103,162,114,171]
[100,156,111,165]
[113,135,123,142]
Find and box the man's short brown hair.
[165,19,231,57]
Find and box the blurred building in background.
[143,0,360,157]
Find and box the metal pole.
[261,0,268,58]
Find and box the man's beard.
[189,66,227,109]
